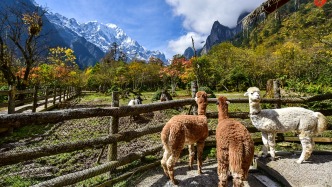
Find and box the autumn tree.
[46,47,78,86]
[160,55,186,94]
[0,1,46,90]
[128,60,147,91]
[144,57,164,90]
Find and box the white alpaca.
[128,99,140,105]
[128,96,143,120]
[244,87,328,164]
[128,96,143,106]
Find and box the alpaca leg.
[232,172,244,187]
[188,144,195,170]
[298,132,313,164]
[267,133,276,160]
[166,152,181,185]
[217,161,229,187]
[305,138,315,160]
[161,149,171,177]
[261,132,269,157]
[196,141,205,174]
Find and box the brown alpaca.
[160,91,209,185]
[216,96,254,187]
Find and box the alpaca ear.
[244,92,249,96]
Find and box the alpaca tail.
[161,127,170,150]
[229,143,242,176]
[314,112,328,134]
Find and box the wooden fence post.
[67,87,69,100]
[32,85,38,112]
[53,86,56,105]
[8,85,16,114]
[191,81,198,115]
[59,88,62,103]
[45,87,49,109]
[273,79,281,108]
[107,91,119,163]
[68,87,72,98]
[64,88,67,100]
[273,79,284,140]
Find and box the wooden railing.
[0,93,331,186]
[0,86,80,114]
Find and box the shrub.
[198,86,216,98]
[0,86,9,103]
[151,89,162,102]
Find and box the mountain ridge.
[45,12,167,65]
[184,12,249,59]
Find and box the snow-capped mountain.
[46,12,167,63]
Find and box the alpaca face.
[250,91,260,102]
[195,91,208,104]
[244,87,261,102]
[216,96,230,107]
[216,96,230,115]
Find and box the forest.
[0,0,331,98]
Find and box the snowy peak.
[46,12,166,63]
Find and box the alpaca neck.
[249,101,262,115]
[197,104,207,115]
[197,110,206,115]
[218,108,229,120]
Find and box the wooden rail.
[0,92,331,186]
[0,86,80,114]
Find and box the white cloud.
[165,0,265,57]
[166,0,265,32]
[167,32,207,57]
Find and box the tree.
[0,2,46,90]
[128,60,146,91]
[46,47,78,86]
[160,55,186,94]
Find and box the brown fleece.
[160,91,209,185]
[216,96,255,187]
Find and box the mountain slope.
[187,12,248,58]
[44,15,105,69]
[45,13,167,64]
[1,0,167,69]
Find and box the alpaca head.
[216,96,230,111]
[216,96,230,119]
[195,91,208,115]
[244,87,261,103]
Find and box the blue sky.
[34,0,265,59]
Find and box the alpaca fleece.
[245,87,328,164]
[160,91,209,185]
[216,96,254,187]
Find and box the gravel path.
[134,159,267,187]
[258,152,332,187]
[133,152,332,187]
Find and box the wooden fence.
[0,86,80,114]
[0,86,80,134]
[0,92,331,186]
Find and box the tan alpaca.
[160,91,209,185]
[216,96,254,187]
